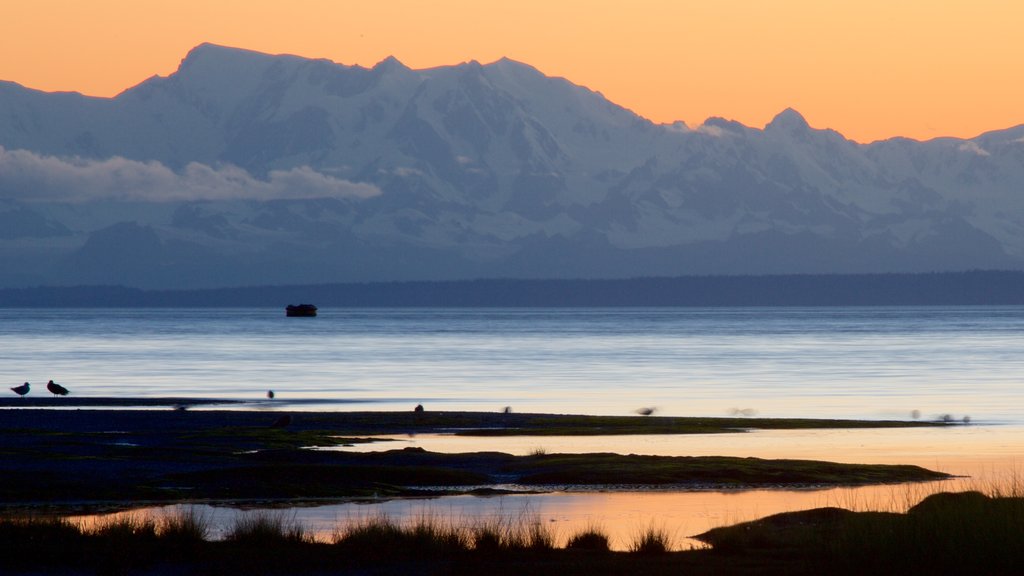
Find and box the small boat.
[285,304,318,317]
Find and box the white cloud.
[695,123,727,138]
[0,147,382,203]
[662,121,690,133]
[389,166,426,178]
[958,141,990,157]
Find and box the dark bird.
[635,407,656,416]
[267,390,275,399]
[46,380,69,396]
[414,404,424,413]
[10,382,29,396]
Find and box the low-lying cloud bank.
[0,147,382,202]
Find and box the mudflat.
[5,406,1011,576]
[0,406,949,510]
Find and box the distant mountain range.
[2,43,1024,289]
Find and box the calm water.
[2,306,1023,422]
[15,306,1023,549]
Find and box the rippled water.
[2,306,1024,422]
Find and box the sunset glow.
[3,0,1022,143]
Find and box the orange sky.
[2,0,1022,143]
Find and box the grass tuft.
[468,514,556,553]
[565,526,611,552]
[225,511,310,545]
[337,513,470,559]
[157,507,211,543]
[628,524,673,554]
[90,513,158,540]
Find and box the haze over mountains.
[2,43,1024,289]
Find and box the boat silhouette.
[285,304,318,317]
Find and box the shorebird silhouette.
[267,390,275,399]
[46,380,69,396]
[10,382,29,396]
[635,407,656,416]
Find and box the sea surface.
[2,306,1023,423]
[10,306,1024,548]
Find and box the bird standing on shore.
[46,380,69,396]
[10,382,30,396]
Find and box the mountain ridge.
[1,44,1024,289]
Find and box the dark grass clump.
[629,525,673,554]
[824,491,1024,575]
[524,519,557,552]
[0,516,85,569]
[90,513,159,540]
[470,516,557,554]
[408,515,471,553]
[696,490,1024,575]
[0,515,81,545]
[565,526,611,552]
[158,507,211,545]
[87,514,164,573]
[337,514,469,561]
[471,520,506,554]
[225,511,311,545]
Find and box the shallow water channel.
[68,425,1023,550]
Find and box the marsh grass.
[0,516,81,551]
[470,516,519,552]
[698,477,1024,574]
[407,513,472,552]
[5,484,1024,574]
[565,525,611,551]
[0,514,79,538]
[337,513,469,559]
[0,516,86,571]
[628,523,673,554]
[225,510,311,545]
[90,513,158,540]
[823,487,1024,574]
[523,518,558,551]
[157,507,211,543]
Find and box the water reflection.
[66,426,1022,550]
[327,425,1024,478]
[68,480,983,551]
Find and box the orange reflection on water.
[334,425,1024,478]
[66,425,1023,551]
[65,479,991,551]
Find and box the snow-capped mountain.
[1,43,1023,288]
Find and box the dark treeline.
[1,270,1023,307]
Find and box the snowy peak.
[373,55,409,73]
[489,57,543,76]
[765,108,811,133]
[177,43,284,73]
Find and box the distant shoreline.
[2,270,1024,307]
